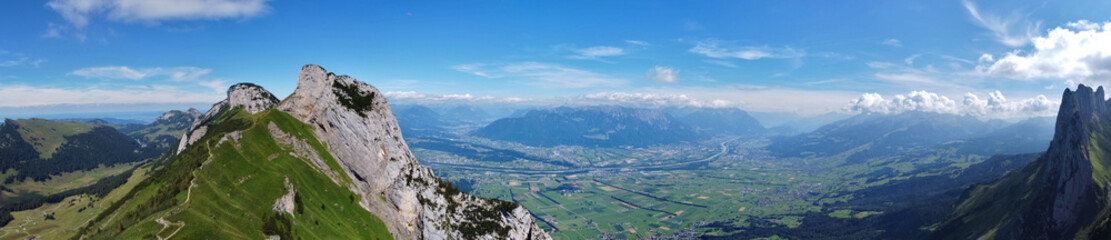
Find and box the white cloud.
[384,91,527,105]
[70,66,228,92]
[689,39,805,60]
[72,66,148,79]
[71,66,212,81]
[874,73,942,85]
[388,86,858,115]
[625,40,649,46]
[451,62,627,88]
[881,38,902,47]
[977,21,1111,85]
[0,51,46,67]
[705,60,737,68]
[46,0,270,28]
[646,66,678,83]
[569,46,625,60]
[904,54,921,65]
[580,92,735,108]
[0,84,223,107]
[845,90,1057,119]
[962,0,1037,47]
[196,80,227,92]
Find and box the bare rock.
[278,64,551,240]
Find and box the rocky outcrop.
[176,83,280,154]
[938,84,1111,239]
[1004,84,1110,239]
[278,64,550,240]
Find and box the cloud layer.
[689,39,805,60]
[845,90,1057,119]
[452,62,627,88]
[979,21,1111,85]
[569,46,625,60]
[47,0,270,28]
[0,84,222,107]
[71,66,226,91]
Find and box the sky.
[1,0,1111,121]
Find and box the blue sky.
[2,0,1110,120]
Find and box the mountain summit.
[77,65,550,239]
[936,84,1111,239]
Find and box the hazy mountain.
[441,105,494,124]
[937,85,1111,239]
[768,112,855,136]
[75,65,550,240]
[676,108,766,136]
[951,116,1055,156]
[52,117,149,125]
[394,105,448,137]
[474,106,701,147]
[768,111,1005,164]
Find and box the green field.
[1,163,138,201]
[418,136,1030,239]
[0,165,150,240]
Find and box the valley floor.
[417,136,1031,239]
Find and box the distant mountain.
[52,117,149,125]
[767,112,854,136]
[0,109,198,184]
[936,85,1111,239]
[675,108,766,136]
[768,111,1005,164]
[0,119,138,184]
[441,105,493,124]
[394,105,448,137]
[474,106,701,147]
[0,109,197,228]
[951,116,1055,156]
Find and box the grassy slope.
[75,108,390,239]
[0,165,150,240]
[0,163,137,201]
[11,119,96,159]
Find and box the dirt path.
[155,142,215,240]
[155,217,184,240]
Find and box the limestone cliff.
[277,64,549,240]
[936,84,1111,239]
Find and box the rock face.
[177,83,280,154]
[278,65,550,240]
[936,84,1111,239]
[1028,85,1107,237]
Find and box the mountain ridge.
[79,65,550,240]
[936,84,1111,239]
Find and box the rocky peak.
[187,108,202,119]
[1020,84,1111,238]
[227,83,280,114]
[177,83,279,154]
[278,64,550,240]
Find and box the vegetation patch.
[332,80,375,117]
